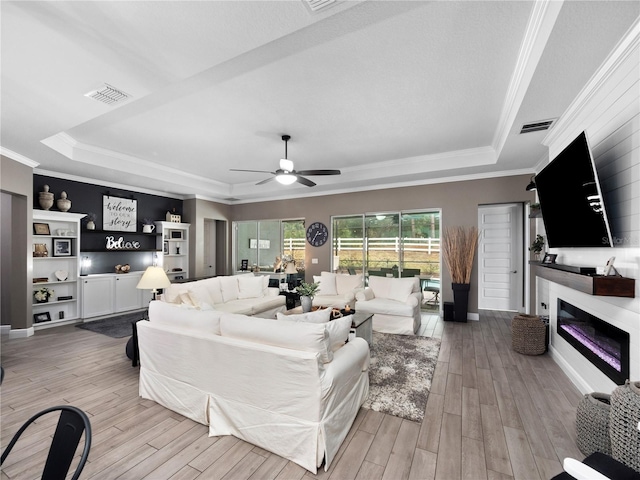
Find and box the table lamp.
[136,266,171,301]
[284,262,297,291]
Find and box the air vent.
[84,84,131,105]
[303,0,335,13]
[520,119,555,134]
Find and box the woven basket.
[576,392,611,456]
[610,380,640,473]
[511,314,546,355]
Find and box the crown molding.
[34,169,186,200]
[0,147,39,168]
[492,0,563,157]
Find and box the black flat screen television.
[535,131,613,248]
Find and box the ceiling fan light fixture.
[276,173,297,185]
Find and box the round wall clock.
[306,222,329,247]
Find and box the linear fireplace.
[557,299,630,385]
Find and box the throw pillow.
[162,284,183,304]
[325,315,352,351]
[335,274,363,295]
[220,314,333,363]
[320,271,338,296]
[187,282,215,309]
[367,276,391,299]
[199,277,224,304]
[276,308,331,324]
[238,276,264,299]
[388,278,416,303]
[179,290,195,307]
[219,276,240,303]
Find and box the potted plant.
[296,281,320,313]
[34,287,55,303]
[442,226,479,322]
[530,234,545,260]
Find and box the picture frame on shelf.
[542,253,557,264]
[33,312,51,323]
[163,241,169,254]
[169,229,183,239]
[53,238,72,257]
[33,223,50,235]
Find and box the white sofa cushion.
[388,278,416,303]
[277,308,331,324]
[238,275,264,299]
[356,288,375,301]
[199,277,224,304]
[356,297,415,316]
[336,274,362,294]
[367,276,391,299]
[326,315,351,351]
[220,314,333,363]
[162,283,183,304]
[187,281,216,308]
[149,300,222,334]
[219,276,240,303]
[319,272,338,296]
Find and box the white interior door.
[478,203,523,311]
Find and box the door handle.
[511,270,517,273]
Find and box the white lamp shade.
[136,266,171,290]
[284,262,297,274]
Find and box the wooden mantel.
[532,262,635,298]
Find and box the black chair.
[1,405,92,480]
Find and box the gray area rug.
[75,311,145,338]
[363,332,441,423]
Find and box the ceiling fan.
[231,135,341,187]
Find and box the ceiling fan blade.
[296,169,341,176]
[256,177,275,186]
[230,169,274,174]
[296,175,316,187]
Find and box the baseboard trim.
[548,345,591,394]
[0,325,11,335]
[8,327,35,339]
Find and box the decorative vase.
[56,191,71,212]
[301,296,313,313]
[452,283,470,323]
[38,185,54,210]
[86,220,95,230]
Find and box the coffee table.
[349,312,373,346]
[283,307,373,346]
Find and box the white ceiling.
[2,1,638,203]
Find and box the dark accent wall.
[34,175,184,274]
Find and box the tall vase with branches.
[442,226,479,322]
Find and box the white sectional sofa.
[161,273,286,318]
[138,301,370,473]
[355,275,423,335]
[312,271,364,309]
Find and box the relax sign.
[103,195,136,232]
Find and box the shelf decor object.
[32,210,85,328]
[38,185,54,210]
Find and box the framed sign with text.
[103,195,137,232]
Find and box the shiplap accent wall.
[541,19,639,393]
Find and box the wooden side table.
[349,312,373,346]
[279,291,300,310]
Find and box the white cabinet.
[156,221,190,281]
[82,276,114,319]
[32,210,85,329]
[115,273,144,312]
[81,272,149,319]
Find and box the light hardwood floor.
[1,311,583,480]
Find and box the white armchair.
[312,272,364,309]
[355,276,422,335]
